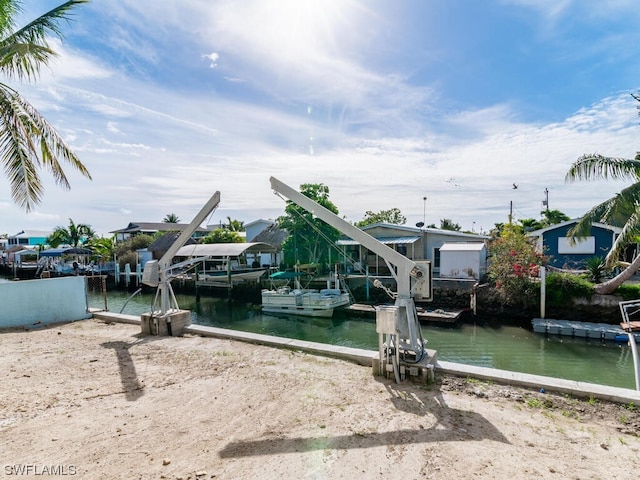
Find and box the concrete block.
[141,310,191,336]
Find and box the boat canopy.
[174,242,276,258]
[40,247,93,257]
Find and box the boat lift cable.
[283,197,428,366]
[280,193,400,298]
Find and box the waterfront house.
[110,222,209,243]
[527,220,623,270]
[8,230,51,247]
[244,219,287,267]
[336,223,489,278]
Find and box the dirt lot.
[1,319,639,479]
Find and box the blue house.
[527,220,622,269]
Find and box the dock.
[532,318,639,342]
[346,303,465,324]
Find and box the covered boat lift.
[174,242,277,288]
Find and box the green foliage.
[487,225,547,306]
[163,213,179,223]
[584,256,609,283]
[202,229,244,243]
[276,183,340,269]
[355,208,406,227]
[115,234,154,268]
[541,209,570,225]
[518,210,570,232]
[439,218,461,231]
[610,282,640,300]
[47,218,95,247]
[544,272,594,306]
[225,217,244,232]
[84,236,116,261]
[0,0,91,212]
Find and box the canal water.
[87,289,638,390]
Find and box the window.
[433,247,441,269]
[557,236,595,254]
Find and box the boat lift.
[270,176,437,383]
[140,191,221,335]
[618,299,640,390]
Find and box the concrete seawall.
[91,310,640,405]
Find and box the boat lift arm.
[269,177,426,299]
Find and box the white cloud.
[203,52,219,69]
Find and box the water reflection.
[87,290,636,390]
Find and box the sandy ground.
[1,319,639,480]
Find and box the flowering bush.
[487,225,547,306]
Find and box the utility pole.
[543,188,549,212]
[423,196,427,226]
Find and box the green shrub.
[612,283,640,300]
[545,272,593,306]
[584,256,609,283]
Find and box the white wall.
[0,277,91,328]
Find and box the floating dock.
[346,303,465,324]
[532,318,640,343]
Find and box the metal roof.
[439,242,486,251]
[40,247,94,257]
[336,236,421,246]
[174,242,276,257]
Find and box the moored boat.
[261,270,351,317]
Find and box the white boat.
[261,286,351,317]
[196,268,266,287]
[261,271,351,317]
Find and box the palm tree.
[565,147,640,294]
[85,235,115,261]
[48,218,94,247]
[226,217,244,232]
[163,213,180,223]
[0,0,91,212]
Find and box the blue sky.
[2,0,640,237]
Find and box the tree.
[565,93,640,294]
[276,183,340,268]
[225,217,244,232]
[518,209,569,232]
[355,208,406,227]
[541,209,570,226]
[85,235,116,261]
[47,218,94,247]
[202,229,244,244]
[439,218,461,231]
[0,0,91,212]
[487,224,547,307]
[163,213,179,223]
[115,233,154,269]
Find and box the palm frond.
[0,0,89,81]
[0,82,90,211]
[608,207,640,264]
[565,154,640,183]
